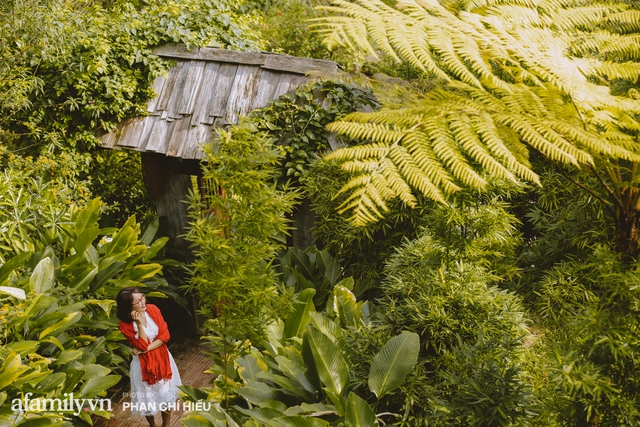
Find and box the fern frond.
[325,121,406,143]
[381,155,418,206]
[449,114,517,181]
[462,0,540,11]
[545,119,610,156]
[327,145,392,164]
[472,113,541,184]
[617,114,640,134]
[425,117,488,187]
[402,131,462,193]
[604,10,640,33]
[551,5,613,30]
[485,5,545,27]
[335,170,394,226]
[590,61,640,81]
[493,113,585,166]
[316,0,640,225]
[391,142,449,201]
[599,35,640,60]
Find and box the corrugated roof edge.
[152,43,340,75]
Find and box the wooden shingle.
[98,44,339,159]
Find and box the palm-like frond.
[314,0,640,224]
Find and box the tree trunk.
[613,188,640,260]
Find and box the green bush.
[535,247,640,426]
[185,121,296,401]
[370,210,532,425]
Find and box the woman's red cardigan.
[119,304,172,385]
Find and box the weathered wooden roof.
[98,44,339,159]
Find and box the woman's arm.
[144,339,165,353]
[120,321,149,352]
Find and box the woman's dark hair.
[116,287,143,323]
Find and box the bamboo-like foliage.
[313,0,640,225]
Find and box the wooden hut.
[99,44,339,244]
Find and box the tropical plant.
[89,149,155,227]
[251,80,377,190]
[312,0,640,261]
[0,198,176,425]
[257,0,334,59]
[277,245,345,307]
[515,163,613,292]
[0,148,93,263]
[303,158,433,293]
[181,284,420,427]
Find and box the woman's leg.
[145,415,156,426]
[161,411,171,426]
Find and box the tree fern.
[313,0,640,229]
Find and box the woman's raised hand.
[131,310,143,324]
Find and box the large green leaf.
[74,225,100,255]
[5,341,39,357]
[316,250,341,284]
[69,265,99,292]
[143,236,169,262]
[258,372,315,401]
[102,216,137,257]
[235,406,285,423]
[38,312,82,340]
[237,354,269,381]
[345,392,378,427]
[81,364,111,381]
[268,416,329,427]
[305,326,349,395]
[79,375,121,398]
[73,198,101,238]
[0,286,25,299]
[181,415,216,427]
[237,380,281,405]
[308,312,343,344]
[30,257,54,295]
[276,355,316,394]
[288,247,316,279]
[0,252,31,283]
[179,385,210,402]
[140,217,160,246]
[33,373,66,393]
[333,285,359,328]
[124,263,163,281]
[368,331,419,399]
[0,352,29,391]
[284,289,316,339]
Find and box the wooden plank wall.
[99,45,339,159]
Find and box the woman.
[116,287,182,427]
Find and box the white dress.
[130,311,182,416]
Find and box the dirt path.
[93,337,215,427]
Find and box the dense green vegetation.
[1,0,640,425]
